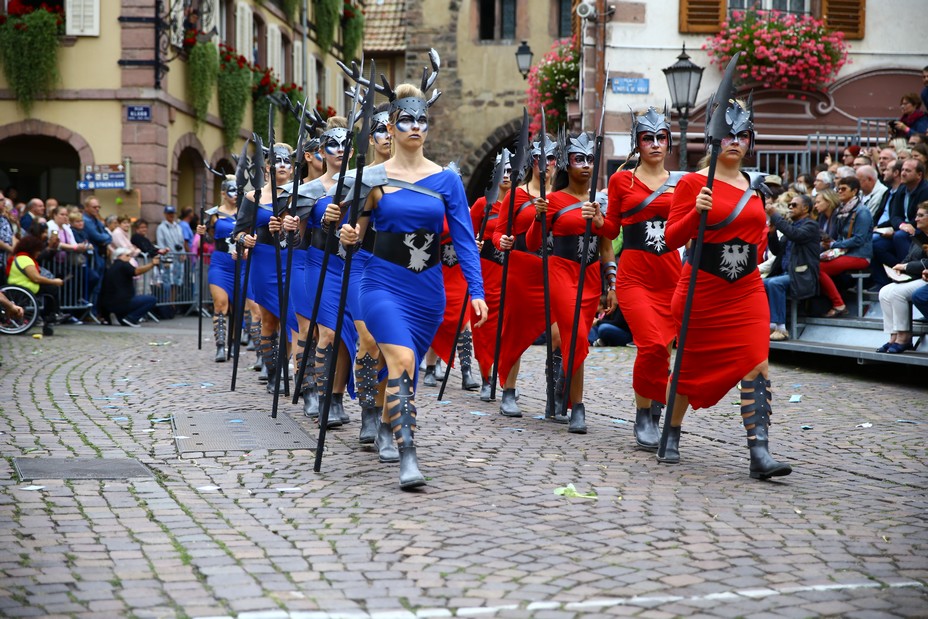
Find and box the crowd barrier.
[38,250,214,316]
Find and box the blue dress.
[245,201,288,318]
[207,211,241,299]
[362,168,484,376]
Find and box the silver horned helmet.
[706,94,756,155]
[630,105,672,153]
[371,110,390,134]
[557,130,595,170]
[221,178,237,196]
[320,127,349,152]
[337,49,442,119]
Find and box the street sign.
[611,77,650,95]
[77,163,128,190]
[126,105,152,122]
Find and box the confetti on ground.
[151,417,173,423]
[197,485,221,492]
[469,411,488,416]
[173,435,190,439]
[438,400,452,404]
[19,486,45,491]
[612,419,629,425]
[801,425,814,430]
[789,394,802,403]
[276,487,301,492]
[502,427,523,432]
[170,383,191,388]
[148,341,172,346]
[553,483,597,499]
[856,422,873,428]
[111,392,134,397]
[111,417,129,421]
[200,382,214,388]
[896,419,919,424]
[533,415,545,420]
[228,419,244,423]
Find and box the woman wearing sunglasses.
[527,132,617,434]
[599,107,684,451]
[662,99,792,481]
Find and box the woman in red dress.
[600,107,683,451]
[526,132,617,434]
[470,150,511,401]
[493,137,560,418]
[662,99,792,480]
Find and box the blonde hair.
[325,116,348,130]
[389,84,427,122]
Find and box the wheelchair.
[0,285,40,335]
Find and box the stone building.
[0,0,362,224]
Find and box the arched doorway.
[210,157,235,206]
[0,135,81,205]
[175,147,203,210]
[463,117,523,204]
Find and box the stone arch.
[170,132,207,208]
[463,116,524,202]
[0,118,95,170]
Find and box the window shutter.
[200,0,218,41]
[679,0,726,34]
[65,0,100,36]
[822,0,864,40]
[267,25,282,80]
[235,3,253,57]
[293,40,304,90]
[169,0,185,48]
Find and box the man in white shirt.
[856,165,887,217]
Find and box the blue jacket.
[831,202,873,260]
[83,214,112,252]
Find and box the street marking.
[193,580,925,618]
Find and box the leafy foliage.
[0,7,61,114]
[526,37,579,136]
[313,0,340,54]
[187,40,219,130]
[218,44,253,149]
[341,5,364,62]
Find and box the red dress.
[526,190,604,380]
[430,218,471,365]
[665,174,769,410]
[470,196,503,381]
[603,170,682,403]
[491,186,547,386]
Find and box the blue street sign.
[611,78,650,95]
[126,105,152,122]
[78,180,127,190]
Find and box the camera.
[161,254,174,264]
[174,244,183,251]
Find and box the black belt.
[552,234,600,264]
[374,229,440,272]
[360,228,376,253]
[297,231,312,250]
[687,239,757,282]
[622,218,672,255]
[255,226,277,246]
[214,237,230,253]
[480,239,505,265]
[310,226,347,260]
[440,242,459,267]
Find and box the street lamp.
[515,40,533,79]
[662,44,704,171]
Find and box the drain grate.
[172,411,314,454]
[13,457,154,481]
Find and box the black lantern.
[662,44,704,171]
[515,40,533,79]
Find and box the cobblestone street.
[1,317,925,618]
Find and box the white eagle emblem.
[644,220,666,253]
[336,238,348,260]
[720,243,750,280]
[404,232,434,272]
[442,243,458,266]
[576,236,599,263]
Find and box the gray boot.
[458,331,480,391]
[422,364,437,387]
[634,405,660,451]
[568,403,587,434]
[388,372,426,489]
[302,388,319,418]
[479,378,492,402]
[314,344,342,428]
[356,353,379,444]
[213,314,227,363]
[741,376,792,480]
[499,388,521,417]
[376,420,399,463]
[331,392,350,425]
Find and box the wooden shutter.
[822,0,864,40]
[65,0,100,37]
[293,40,304,91]
[267,25,282,79]
[169,0,185,48]
[235,3,253,57]
[679,0,726,34]
[200,0,218,41]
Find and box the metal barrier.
[806,132,859,169]
[39,250,214,316]
[754,149,810,184]
[858,117,897,147]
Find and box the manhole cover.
[172,411,314,454]
[13,457,154,481]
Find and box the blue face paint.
[395,114,428,133]
[323,139,344,156]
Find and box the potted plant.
[526,37,580,136]
[0,1,64,114]
[187,35,219,130]
[252,64,280,137]
[218,43,252,149]
[703,8,848,94]
[341,1,364,61]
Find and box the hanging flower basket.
[341,2,364,61]
[281,82,305,147]
[526,36,580,136]
[703,9,848,93]
[0,4,63,114]
[187,39,219,130]
[218,43,252,148]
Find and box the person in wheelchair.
[0,289,24,321]
[5,234,64,335]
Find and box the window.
[557,0,572,38]
[266,24,282,79]
[478,0,517,41]
[281,33,291,83]
[315,57,326,108]
[293,40,304,89]
[253,13,266,67]
[235,2,253,57]
[65,0,99,36]
[679,0,864,39]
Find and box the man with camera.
[99,247,160,327]
[155,205,186,312]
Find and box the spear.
[265,104,291,401]
[230,136,265,391]
[657,52,742,461]
[291,78,364,406]
[315,63,377,472]
[559,76,609,421]
[271,97,310,418]
[489,108,530,401]
[197,166,207,350]
[536,110,557,418]
[437,149,509,401]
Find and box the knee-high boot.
[457,330,480,390]
[256,334,275,382]
[545,349,567,423]
[314,344,343,428]
[263,334,279,393]
[250,320,263,369]
[387,371,426,489]
[741,376,792,480]
[356,353,379,444]
[296,339,318,418]
[212,314,227,363]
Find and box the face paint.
[721,131,752,147]
[638,131,669,148]
[569,153,595,167]
[323,139,344,156]
[395,114,429,133]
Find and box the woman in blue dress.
[234,143,293,387]
[339,82,487,490]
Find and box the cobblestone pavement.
[1,317,926,619]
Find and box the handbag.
[820,248,846,261]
